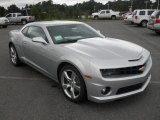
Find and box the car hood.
[64,37,143,61]
[0,17,8,20]
[92,12,98,15]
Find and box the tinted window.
[139,11,145,15]
[6,14,11,17]
[22,27,29,36]
[100,11,105,14]
[13,14,16,17]
[106,11,110,13]
[27,26,48,43]
[47,24,103,44]
[148,11,154,15]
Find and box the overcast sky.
[0,0,156,8]
[0,0,114,8]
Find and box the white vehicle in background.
[91,10,120,20]
[0,17,9,28]
[132,9,155,27]
[147,10,160,34]
[5,13,35,25]
[124,12,133,24]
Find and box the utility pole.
[131,0,133,8]
[158,0,159,9]
[144,1,149,9]
[107,4,109,10]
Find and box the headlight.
[100,63,146,77]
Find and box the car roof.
[27,21,83,27]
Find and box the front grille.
[116,83,143,95]
[100,63,146,77]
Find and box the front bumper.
[85,57,152,103]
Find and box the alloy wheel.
[10,47,17,64]
[61,69,81,99]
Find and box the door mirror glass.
[32,37,47,45]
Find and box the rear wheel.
[9,45,22,66]
[21,20,27,25]
[111,16,116,20]
[59,65,87,103]
[141,20,148,27]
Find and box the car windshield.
[151,11,160,18]
[47,24,103,44]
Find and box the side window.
[106,11,110,13]
[22,27,29,37]
[13,14,16,17]
[6,14,11,17]
[27,26,49,43]
[139,11,145,15]
[148,11,154,15]
[100,11,105,14]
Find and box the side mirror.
[32,37,47,45]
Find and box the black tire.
[155,31,160,34]
[9,45,22,66]
[141,20,148,27]
[94,16,99,20]
[111,15,116,20]
[21,20,27,25]
[2,25,7,28]
[59,65,87,103]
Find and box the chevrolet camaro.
[9,21,152,103]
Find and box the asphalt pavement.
[0,21,160,120]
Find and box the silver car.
[9,21,152,103]
[148,10,160,34]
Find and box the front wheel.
[9,45,22,66]
[59,65,87,103]
[94,16,99,20]
[111,16,116,20]
[22,20,27,25]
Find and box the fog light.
[101,87,111,95]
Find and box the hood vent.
[128,55,142,62]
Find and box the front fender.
[59,55,92,80]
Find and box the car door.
[6,13,13,22]
[106,10,111,18]
[99,10,106,19]
[22,26,55,77]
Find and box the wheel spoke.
[62,83,71,90]
[74,85,80,92]
[64,71,71,81]
[71,72,76,81]
[70,87,76,99]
